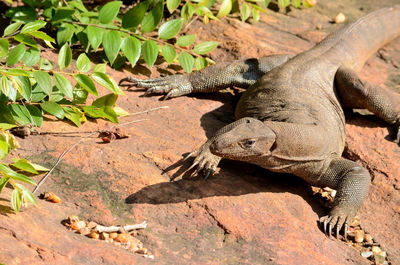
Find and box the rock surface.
[1,0,399,264]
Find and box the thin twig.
[96,221,147,233]
[127,106,169,116]
[32,119,148,194]
[32,130,98,194]
[31,104,168,194]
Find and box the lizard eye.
[241,139,256,149]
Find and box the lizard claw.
[186,144,221,180]
[119,75,193,99]
[319,207,354,239]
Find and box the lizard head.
[210,117,276,161]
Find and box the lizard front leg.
[119,54,292,99]
[185,118,259,179]
[318,158,370,238]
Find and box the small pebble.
[88,231,99,239]
[136,248,148,254]
[78,227,91,235]
[109,232,118,239]
[371,246,382,254]
[350,217,360,227]
[334,13,346,24]
[70,221,86,231]
[67,215,80,224]
[115,233,132,243]
[100,232,109,240]
[364,233,373,243]
[361,251,373,258]
[354,229,364,243]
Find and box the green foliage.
[0,130,48,213]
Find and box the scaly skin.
[120,6,400,238]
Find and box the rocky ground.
[1,0,399,264]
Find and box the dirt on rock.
[1,0,399,264]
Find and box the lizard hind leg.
[318,158,370,239]
[335,66,400,143]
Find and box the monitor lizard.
[120,6,400,238]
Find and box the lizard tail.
[323,5,400,71]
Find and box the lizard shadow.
[125,159,327,218]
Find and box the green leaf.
[0,177,10,193]
[76,53,91,72]
[92,93,118,108]
[40,101,64,119]
[28,31,55,43]
[158,18,183,40]
[14,33,37,47]
[12,158,38,174]
[3,22,23,37]
[9,104,32,126]
[52,8,75,22]
[291,0,301,8]
[11,188,22,213]
[278,0,290,8]
[91,72,124,95]
[252,8,260,23]
[15,183,38,206]
[142,40,158,68]
[72,86,88,104]
[30,163,49,172]
[83,105,118,123]
[63,106,85,127]
[0,39,9,57]
[22,46,40,66]
[53,73,73,99]
[114,106,129,117]
[121,37,141,67]
[38,58,53,70]
[195,57,208,70]
[0,104,16,125]
[0,123,16,130]
[74,74,97,96]
[57,24,74,46]
[161,45,176,63]
[103,30,122,65]
[178,51,194,73]
[176,34,196,47]
[33,71,52,96]
[181,3,195,22]
[58,43,72,70]
[240,3,251,22]
[193,41,219,55]
[0,164,36,185]
[167,0,181,13]
[99,1,122,24]
[217,0,232,18]
[1,75,10,96]
[16,76,32,100]
[141,1,164,33]
[122,1,149,29]
[21,20,46,33]
[86,26,104,51]
[6,43,25,66]
[93,63,107,73]
[25,105,42,127]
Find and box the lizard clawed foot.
[184,146,221,180]
[119,75,193,99]
[319,207,355,239]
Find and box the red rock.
[1,1,399,264]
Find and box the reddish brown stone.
[1,0,399,264]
